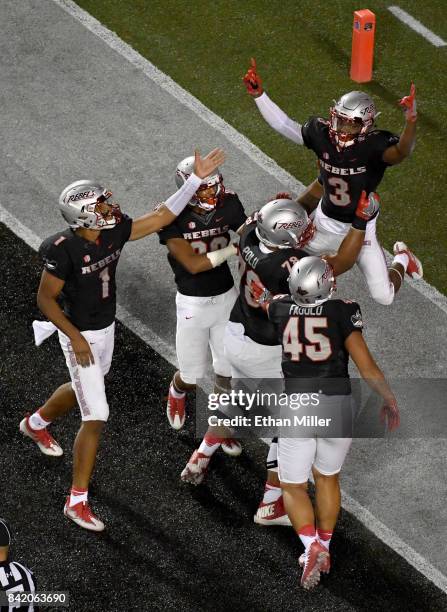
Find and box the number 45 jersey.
[230,216,308,346]
[268,294,364,393]
[158,191,246,296]
[302,117,399,223]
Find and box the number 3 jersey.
[268,295,363,393]
[39,215,133,331]
[301,117,399,223]
[230,216,308,346]
[158,191,246,296]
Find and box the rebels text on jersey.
[39,215,133,331]
[268,295,363,394]
[230,216,308,346]
[158,192,246,296]
[302,117,399,223]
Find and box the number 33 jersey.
[39,215,133,331]
[158,191,246,296]
[302,117,399,223]
[268,295,363,393]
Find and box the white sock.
[29,410,51,431]
[69,488,88,507]
[393,253,409,270]
[198,434,221,457]
[262,483,282,504]
[170,383,185,399]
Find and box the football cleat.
[393,241,423,280]
[64,497,105,532]
[19,416,63,457]
[299,548,330,574]
[221,438,242,457]
[180,450,210,485]
[300,541,330,590]
[166,388,186,430]
[253,496,292,527]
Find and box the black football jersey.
[230,216,308,346]
[39,215,133,331]
[268,295,363,394]
[158,192,246,296]
[302,116,399,223]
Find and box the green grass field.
[77,0,447,294]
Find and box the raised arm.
[325,191,380,276]
[129,148,225,241]
[242,58,304,145]
[382,83,417,165]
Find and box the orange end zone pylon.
[350,9,376,83]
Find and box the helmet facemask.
[193,175,225,212]
[87,192,122,230]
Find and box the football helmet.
[288,256,335,306]
[329,91,379,149]
[59,180,121,230]
[255,199,315,250]
[175,156,224,211]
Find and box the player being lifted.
[262,256,399,589]
[19,148,225,532]
[180,190,379,490]
[160,156,246,458]
[243,59,422,305]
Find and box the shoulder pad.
[224,189,236,196]
[53,235,67,246]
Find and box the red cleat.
[221,438,242,457]
[393,241,423,280]
[253,496,292,527]
[19,415,63,457]
[166,387,186,430]
[180,450,210,485]
[300,541,330,590]
[299,547,330,574]
[63,497,105,532]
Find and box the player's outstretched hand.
[243,58,263,97]
[71,333,95,368]
[193,148,225,179]
[380,396,400,431]
[398,83,417,122]
[355,190,380,221]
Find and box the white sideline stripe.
[388,6,447,47]
[52,0,447,318]
[3,207,447,595]
[5,0,444,594]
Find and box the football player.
[243,59,422,305]
[19,148,225,532]
[180,191,378,490]
[159,156,246,458]
[262,256,399,589]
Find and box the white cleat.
[221,438,242,457]
[64,498,105,532]
[19,416,63,457]
[253,496,292,526]
[393,241,423,280]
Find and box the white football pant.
[175,287,237,384]
[305,202,395,305]
[58,322,115,422]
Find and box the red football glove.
[380,397,400,432]
[398,82,417,122]
[274,192,292,200]
[243,58,263,97]
[355,190,380,221]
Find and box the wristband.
[164,173,202,216]
[206,244,237,268]
[351,216,367,231]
